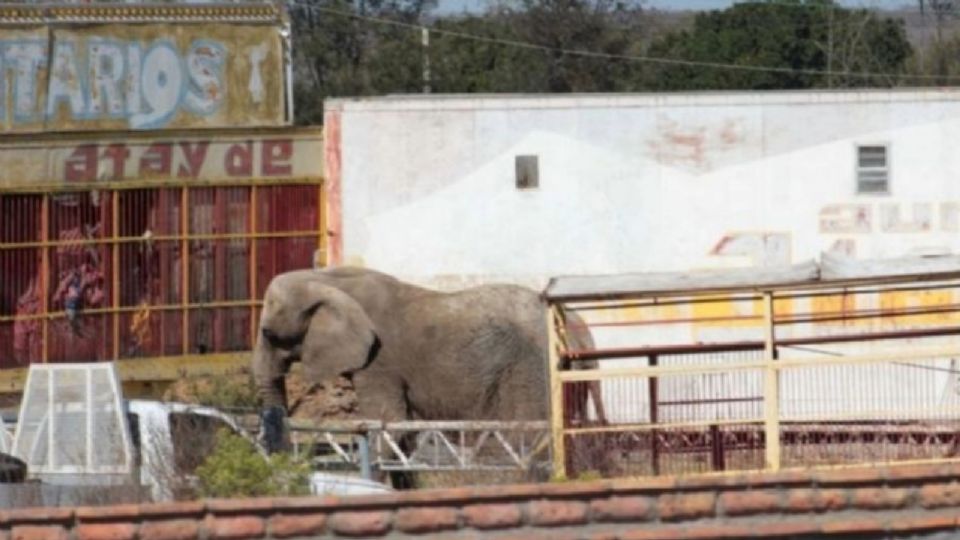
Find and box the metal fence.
[546,275,960,479]
[0,183,323,369]
[280,419,551,478]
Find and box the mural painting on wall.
[819,202,959,257]
[0,23,286,132]
[710,232,791,267]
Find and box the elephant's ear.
[301,283,379,381]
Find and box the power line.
[287,0,960,82]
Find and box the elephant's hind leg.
[351,370,409,422]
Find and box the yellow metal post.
[112,190,120,360]
[181,187,189,355]
[547,304,567,479]
[762,291,781,471]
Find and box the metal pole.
[249,186,258,349]
[181,187,189,355]
[358,434,372,480]
[40,194,49,364]
[649,354,659,475]
[763,292,781,471]
[112,190,120,360]
[421,27,431,94]
[547,305,566,479]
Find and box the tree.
[289,0,435,125]
[428,0,653,94]
[644,0,913,91]
[289,0,655,119]
[508,0,649,92]
[914,0,960,83]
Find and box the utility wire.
[288,0,960,82]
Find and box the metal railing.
[547,277,960,479]
[231,416,552,478]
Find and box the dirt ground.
[163,364,359,421]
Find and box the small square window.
[856,145,889,194]
[515,155,539,189]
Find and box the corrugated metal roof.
[544,254,960,302]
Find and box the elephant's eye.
[303,301,324,319]
[263,327,303,349]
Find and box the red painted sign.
[63,139,296,182]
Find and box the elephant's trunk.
[252,338,289,410]
[252,338,291,453]
[258,374,288,409]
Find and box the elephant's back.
[442,284,543,319]
[399,284,549,421]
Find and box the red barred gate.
[0,130,324,375]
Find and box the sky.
[433,0,917,15]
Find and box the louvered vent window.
[857,145,889,194]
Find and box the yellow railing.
[547,277,960,479]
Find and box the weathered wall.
[8,462,960,539]
[325,90,960,291]
[0,10,287,132]
[0,129,323,191]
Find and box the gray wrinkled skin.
[253,266,604,423]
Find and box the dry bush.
[163,365,358,421]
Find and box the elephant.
[252,266,606,426]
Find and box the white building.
[324,88,960,291]
[322,89,960,427]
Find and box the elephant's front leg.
[351,370,409,422]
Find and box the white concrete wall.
[327,90,960,423]
[328,90,960,291]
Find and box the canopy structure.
[543,254,960,480]
[543,254,960,302]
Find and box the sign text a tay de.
[63,139,299,183]
[0,25,285,131]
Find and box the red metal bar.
[213,188,226,352]
[40,194,48,364]
[158,189,169,355]
[776,302,960,325]
[564,326,960,362]
[709,424,725,472]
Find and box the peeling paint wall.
[0,23,286,132]
[327,90,960,291]
[0,131,322,190]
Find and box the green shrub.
[195,429,312,498]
